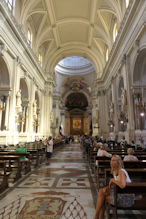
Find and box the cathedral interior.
[0,0,146,146]
[0,1,146,219]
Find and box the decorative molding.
[0,42,7,56]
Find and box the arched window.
[113,23,118,42]
[38,53,43,66]
[5,0,15,13]
[27,29,32,47]
[106,48,109,62]
[125,0,129,8]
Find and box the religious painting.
[73,119,81,129]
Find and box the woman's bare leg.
[94,187,109,219]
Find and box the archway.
[133,49,146,130]
[16,78,29,133]
[0,56,10,131]
[64,92,89,136]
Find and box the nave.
[0,143,146,219]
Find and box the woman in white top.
[123,148,138,161]
[97,144,112,158]
[94,155,134,219]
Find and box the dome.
[55,56,94,75]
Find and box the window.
[38,53,43,66]
[5,0,15,13]
[113,23,118,42]
[125,0,129,8]
[27,29,32,47]
[106,48,109,62]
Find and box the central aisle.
[0,143,96,218]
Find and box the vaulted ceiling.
[17,0,125,77]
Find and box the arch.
[65,92,88,110]
[0,56,10,88]
[133,49,146,86]
[47,46,102,78]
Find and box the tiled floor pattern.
[0,144,95,219]
[0,143,146,218]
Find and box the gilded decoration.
[73,119,81,129]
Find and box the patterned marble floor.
[0,143,96,219]
[0,143,146,219]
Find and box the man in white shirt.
[46,136,53,165]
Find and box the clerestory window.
[27,29,32,47]
[106,48,109,62]
[38,53,43,66]
[125,0,129,8]
[5,0,15,13]
[113,23,118,42]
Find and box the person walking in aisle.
[46,136,53,165]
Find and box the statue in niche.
[110,102,114,121]
[33,100,37,118]
[50,110,54,121]
[96,108,99,122]
[121,88,127,114]
[16,90,22,107]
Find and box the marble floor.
[0,143,145,219]
[0,143,96,219]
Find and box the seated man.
[123,148,138,161]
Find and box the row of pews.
[0,139,64,194]
[85,145,146,218]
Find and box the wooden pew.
[95,160,146,189]
[27,150,40,167]
[0,155,22,182]
[0,151,31,175]
[104,168,146,186]
[107,182,146,219]
[0,160,11,192]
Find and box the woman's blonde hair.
[111,154,124,175]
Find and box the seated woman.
[123,148,138,161]
[97,143,112,158]
[94,155,134,219]
[16,144,28,161]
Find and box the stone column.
[54,95,61,136]
[112,76,119,136]
[91,92,99,136]
[8,58,18,134]
[98,90,109,139]
[0,99,3,130]
[43,79,54,137]
[60,109,65,136]
[4,95,10,130]
[124,54,135,143]
[27,81,35,137]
